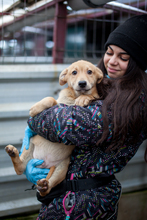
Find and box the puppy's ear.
[95,68,103,84]
[59,68,68,85]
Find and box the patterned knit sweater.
[27,99,147,219]
[27,100,147,181]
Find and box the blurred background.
[0,0,147,219]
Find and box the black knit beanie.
[105,15,147,71]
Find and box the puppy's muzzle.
[78,81,87,88]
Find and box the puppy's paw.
[75,95,92,107]
[29,97,57,117]
[29,103,43,117]
[5,145,19,158]
[37,179,51,196]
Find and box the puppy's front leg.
[30,97,57,117]
[75,95,96,107]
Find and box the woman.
[22,15,147,219]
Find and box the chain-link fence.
[0,0,146,64]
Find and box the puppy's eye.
[72,70,77,75]
[87,70,92,74]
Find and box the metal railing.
[0,0,146,64]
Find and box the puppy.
[5,60,103,197]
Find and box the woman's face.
[104,45,130,79]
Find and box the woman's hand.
[24,159,50,185]
[19,126,37,156]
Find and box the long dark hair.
[96,56,147,153]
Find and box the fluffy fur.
[5,60,103,196]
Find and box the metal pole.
[52,2,67,64]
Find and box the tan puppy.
[5,60,103,197]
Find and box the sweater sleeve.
[27,101,105,147]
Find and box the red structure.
[52,2,67,63]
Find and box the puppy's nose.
[78,81,87,88]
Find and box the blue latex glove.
[24,159,50,185]
[19,126,37,156]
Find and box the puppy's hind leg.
[37,157,70,197]
[5,140,34,175]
